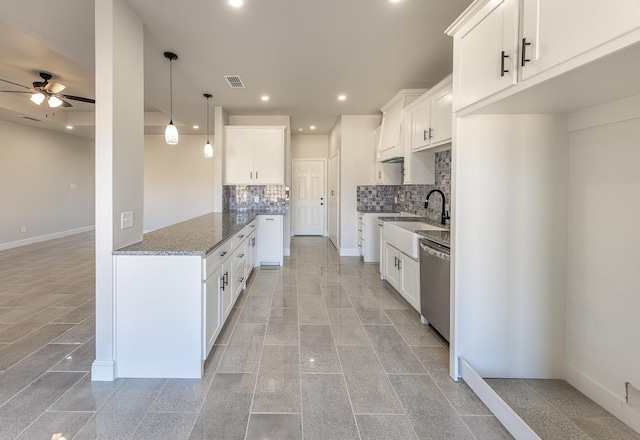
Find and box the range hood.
[381,156,404,164]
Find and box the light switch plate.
[121,211,134,229]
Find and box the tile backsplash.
[357,150,451,224]
[223,185,290,211]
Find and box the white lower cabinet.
[257,215,284,265]
[203,265,223,359]
[383,242,420,311]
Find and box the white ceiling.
[0,0,472,136]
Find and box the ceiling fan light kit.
[203,93,213,158]
[164,51,179,145]
[30,92,45,105]
[1,72,95,111]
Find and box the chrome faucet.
[424,189,450,225]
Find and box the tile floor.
[0,233,635,439]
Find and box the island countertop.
[113,209,286,257]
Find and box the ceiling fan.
[0,72,95,108]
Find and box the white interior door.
[328,154,339,248]
[293,160,325,236]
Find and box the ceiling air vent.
[17,114,43,122]
[224,75,245,89]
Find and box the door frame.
[328,152,340,248]
[292,158,328,236]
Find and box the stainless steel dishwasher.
[420,239,450,342]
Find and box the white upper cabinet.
[447,0,640,111]
[374,125,402,185]
[448,0,519,111]
[377,89,426,162]
[225,126,285,185]
[520,0,640,81]
[410,76,453,151]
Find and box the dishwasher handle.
[420,240,450,257]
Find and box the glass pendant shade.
[165,121,179,145]
[30,93,45,105]
[48,96,63,108]
[204,142,213,158]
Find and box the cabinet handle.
[394,256,398,269]
[238,253,245,258]
[500,51,510,77]
[398,259,402,270]
[239,277,244,283]
[250,171,252,180]
[256,171,259,179]
[424,129,428,141]
[428,128,433,139]
[378,171,382,179]
[521,38,531,66]
[220,251,227,257]
[223,272,229,287]
[266,218,274,221]
[238,234,244,239]
[220,276,225,291]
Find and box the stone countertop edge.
[357,209,400,214]
[113,209,287,257]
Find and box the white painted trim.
[459,357,541,440]
[0,225,95,251]
[284,248,290,257]
[339,248,360,257]
[565,362,640,434]
[91,360,116,381]
[568,94,640,132]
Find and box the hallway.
[0,233,508,439]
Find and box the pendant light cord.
[169,58,174,123]
[206,96,210,144]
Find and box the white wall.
[292,135,329,159]
[565,96,640,428]
[453,114,568,379]
[329,119,342,158]
[0,120,94,249]
[339,115,380,255]
[143,135,215,231]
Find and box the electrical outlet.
[121,211,134,229]
[20,226,26,233]
[394,197,398,203]
[254,196,259,203]
[69,183,77,190]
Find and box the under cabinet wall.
[566,97,640,417]
[453,114,569,379]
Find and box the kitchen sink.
[383,221,446,259]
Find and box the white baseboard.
[339,248,360,257]
[459,357,541,440]
[91,360,116,381]
[0,225,95,251]
[565,362,640,434]
[284,248,290,257]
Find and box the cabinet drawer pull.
[266,218,274,221]
[500,51,510,77]
[521,38,531,67]
[220,251,227,257]
[250,171,253,179]
[238,253,245,258]
[238,234,244,239]
[239,277,244,283]
[256,171,258,179]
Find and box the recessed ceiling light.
[229,0,244,7]
[66,125,73,129]
[193,125,199,129]
[388,0,402,3]
[298,128,304,132]
[310,125,316,130]
[338,95,347,101]
[261,95,269,101]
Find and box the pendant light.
[203,93,213,158]
[164,52,179,145]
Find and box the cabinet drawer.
[203,240,232,280]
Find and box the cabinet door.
[248,232,257,272]
[221,263,233,320]
[453,0,518,110]
[429,84,453,146]
[411,96,431,151]
[399,255,420,311]
[521,0,640,80]
[384,243,400,289]
[226,128,255,184]
[257,215,283,265]
[253,129,284,184]
[378,101,404,160]
[402,111,413,184]
[204,266,223,359]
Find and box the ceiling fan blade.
[60,98,73,108]
[44,81,66,94]
[0,78,30,89]
[61,94,95,104]
[0,90,31,93]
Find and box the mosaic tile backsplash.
[357,150,451,225]
[223,185,290,211]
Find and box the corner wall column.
[92,0,144,381]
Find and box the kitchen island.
[113,210,285,379]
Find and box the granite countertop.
[113,209,287,256]
[379,216,451,248]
